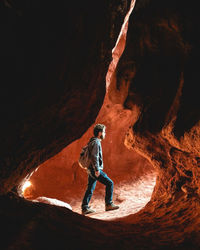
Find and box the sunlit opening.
[22,180,32,193]
[106,0,137,88]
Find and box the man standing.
[81,124,119,215]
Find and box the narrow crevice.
[21,0,156,221]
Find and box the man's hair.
[93,124,106,137]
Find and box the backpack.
[78,143,91,169]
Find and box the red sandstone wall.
[24,83,154,203]
[1,1,200,249]
[23,0,153,205]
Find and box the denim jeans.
[81,169,114,210]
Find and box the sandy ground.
[71,172,156,220]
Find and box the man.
[81,124,119,215]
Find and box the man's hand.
[95,170,100,177]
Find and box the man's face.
[100,128,106,140]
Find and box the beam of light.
[22,180,32,193]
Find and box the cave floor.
[71,172,156,220]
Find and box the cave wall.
[23,0,154,204]
[117,0,200,198]
[24,83,154,203]
[1,0,200,249]
[0,0,131,194]
[113,0,200,242]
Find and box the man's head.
[93,124,106,140]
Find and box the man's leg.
[97,170,113,205]
[81,174,97,213]
[97,170,119,211]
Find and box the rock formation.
[0,0,200,249]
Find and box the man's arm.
[90,141,100,176]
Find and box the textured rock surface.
[24,71,154,204]
[0,0,200,249]
[0,0,129,193]
[23,0,154,217]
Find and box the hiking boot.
[82,207,96,215]
[105,202,119,211]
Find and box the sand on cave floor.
[71,172,156,221]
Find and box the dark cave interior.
[0,0,200,249]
